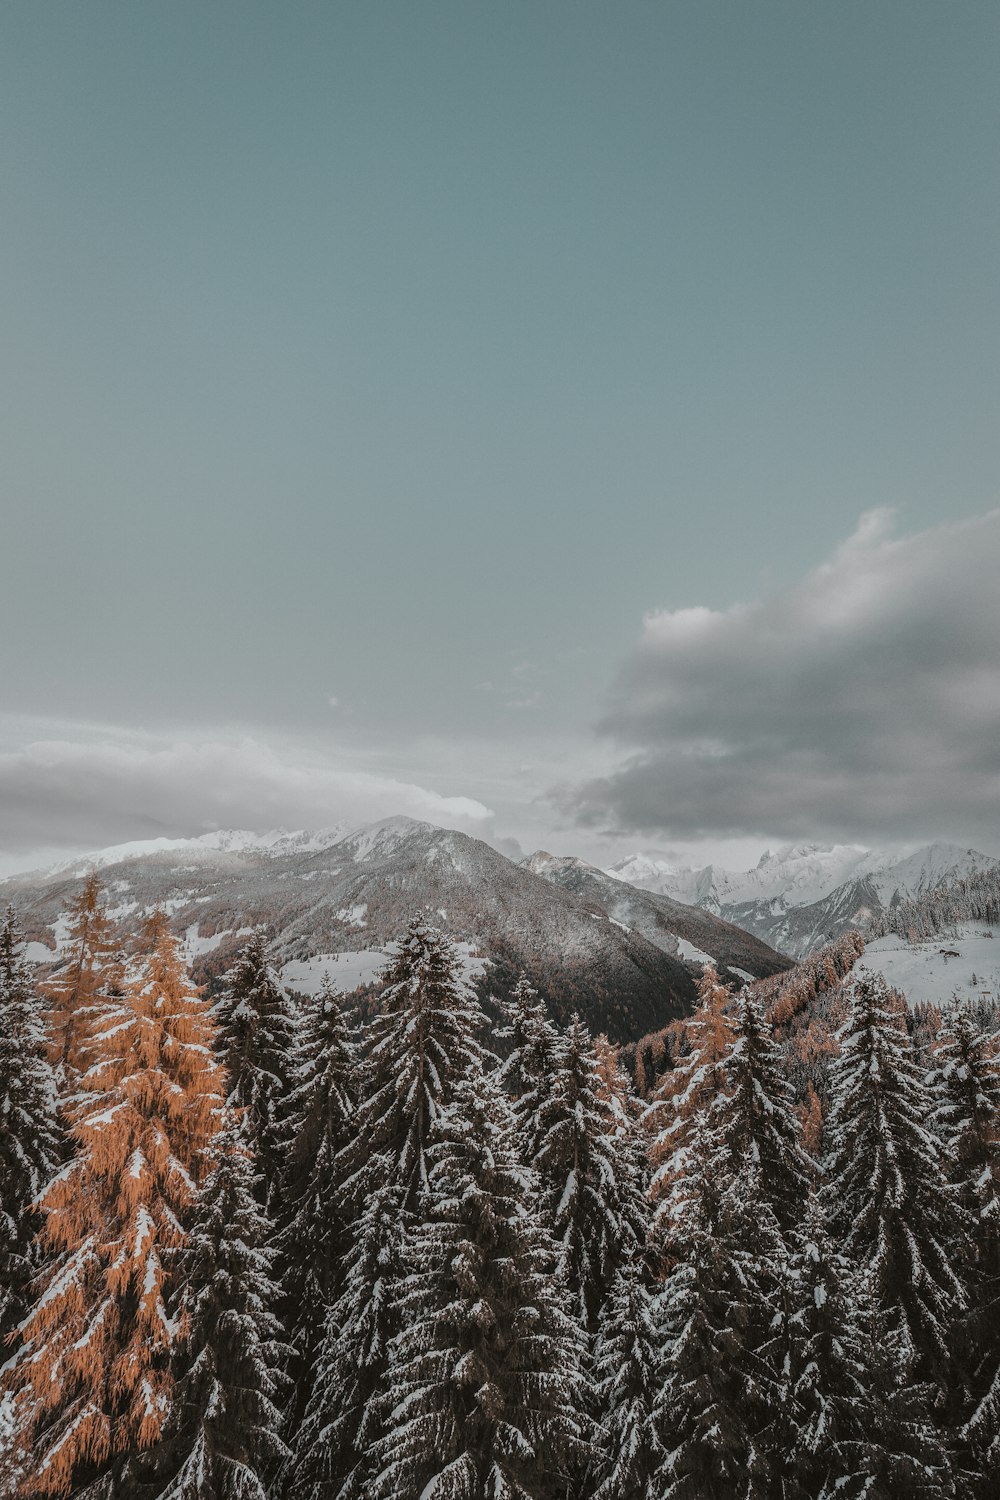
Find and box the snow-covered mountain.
[2,816,787,1044]
[608,841,1000,959]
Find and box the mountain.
[608,840,1000,958]
[522,852,793,985]
[0,816,787,1044]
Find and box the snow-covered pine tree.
[0,905,60,1345]
[282,920,486,1500]
[653,1125,787,1500]
[370,1068,590,1500]
[714,989,812,1234]
[43,872,119,1096]
[589,1257,664,1500]
[531,1013,649,1330]
[214,928,299,1214]
[136,1116,288,1500]
[497,972,561,1161]
[779,1192,876,1499]
[823,969,966,1400]
[278,975,356,1432]
[4,911,225,1497]
[927,1004,1000,1490]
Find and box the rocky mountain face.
[608,840,1000,959]
[2,817,788,1044]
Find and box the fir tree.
[654,1129,787,1499]
[370,1070,590,1500]
[278,975,356,1432]
[497,972,561,1164]
[137,1117,288,1500]
[4,912,225,1497]
[779,1193,875,1500]
[928,1004,1000,1491]
[589,1258,664,1500]
[823,970,966,1397]
[0,906,60,1344]
[214,929,299,1213]
[283,921,486,1500]
[713,989,812,1234]
[531,1013,649,1330]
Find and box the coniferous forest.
[2,877,1000,1499]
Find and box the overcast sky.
[3,3,999,874]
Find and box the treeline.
[1,879,999,1497]
[870,865,1000,944]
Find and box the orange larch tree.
[44,873,120,1097]
[6,910,226,1498]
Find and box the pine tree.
[823,970,966,1398]
[497,972,561,1163]
[369,1069,590,1500]
[278,976,356,1432]
[282,921,486,1500]
[4,912,225,1497]
[137,1117,288,1500]
[779,1193,875,1499]
[589,1258,664,1500]
[214,929,299,1213]
[928,1005,1000,1491]
[0,906,60,1345]
[713,989,812,1234]
[44,873,119,1094]
[531,1013,649,1330]
[653,1127,787,1499]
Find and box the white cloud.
[0,720,494,868]
[566,508,1000,845]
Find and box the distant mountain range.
[2,817,792,1044]
[606,841,1000,958]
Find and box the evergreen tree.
[589,1258,664,1500]
[4,912,225,1497]
[138,1118,287,1500]
[370,1070,590,1500]
[283,921,485,1500]
[531,1013,649,1330]
[713,989,812,1234]
[278,975,356,1431]
[653,1127,787,1499]
[214,929,299,1213]
[823,970,966,1397]
[928,1005,1000,1491]
[0,905,60,1344]
[780,1193,875,1499]
[497,972,561,1163]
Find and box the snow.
[676,939,716,966]
[181,923,253,958]
[23,941,56,964]
[281,940,487,997]
[336,904,369,928]
[859,925,1000,1008]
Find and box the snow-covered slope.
[4,817,717,1043]
[523,851,792,986]
[609,842,1000,959]
[859,924,1000,1010]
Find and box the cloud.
[565,509,1000,845]
[0,724,494,864]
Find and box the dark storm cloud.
[566,510,1000,844]
[0,730,493,861]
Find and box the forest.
[1,874,999,1499]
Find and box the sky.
[2,2,999,874]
